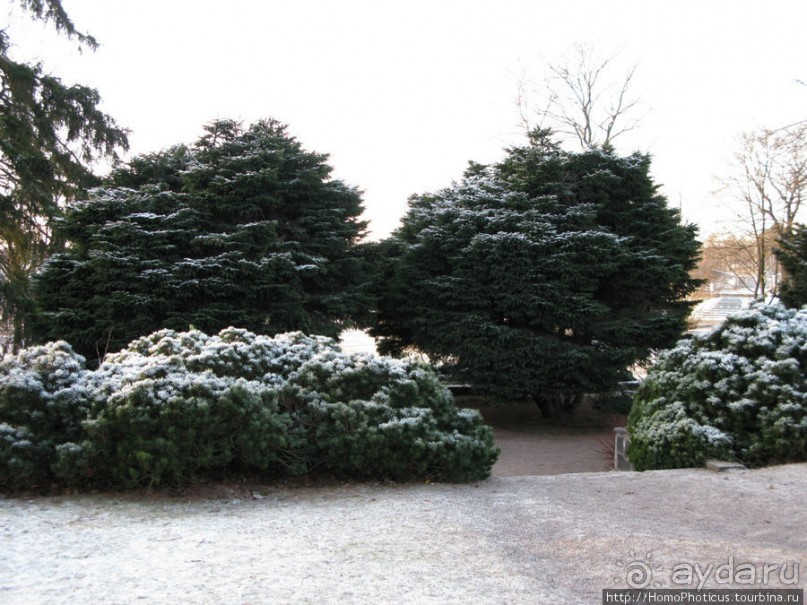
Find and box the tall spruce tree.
[33,119,367,360]
[776,224,807,308]
[370,131,701,413]
[0,0,128,350]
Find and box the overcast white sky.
[6,0,806,239]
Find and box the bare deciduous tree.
[517,44,640,150]
[720,122,807,298]
[693,232,778,299]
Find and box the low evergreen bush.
[628,303,807,470]
[0,329,498,489]
[0,342,91,486]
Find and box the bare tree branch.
[516,45,641,150]
[717,123,807,298]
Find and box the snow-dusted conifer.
[33,119,367,361]
[776,224,807,309]
[370,131,701,413]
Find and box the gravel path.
[2,464,804,604]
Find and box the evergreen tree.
[33,119,367,361]
[776,224,807,308]
[370,132,701,413]
[0,0,128,350]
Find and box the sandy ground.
[1,465,804,604]
[1,403,804,604]
[478,400,616,477]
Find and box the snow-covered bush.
[80,371,294,488]
[628,303,807,470]
[284,350,496,481]
[0,342,91,486]
[0,328,498,489]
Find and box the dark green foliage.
[15,0,98,48]
[776,224,807,308]
[0,329,499,490]
[32,119,369,361]
[592,381,638,416]
[0,2,128,350]
[105,145,190,192]
[280,347,497,482]
[81,374,293,488]
[628,303,807,470]
[370,134,702,411]
[0,341,91,486]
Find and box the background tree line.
[699,121,807,302]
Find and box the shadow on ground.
[465,398,621,477]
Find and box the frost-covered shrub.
[1,328,498,489]
[284,351,495,481]
[0,423,51,487]
[120,327,338,383]
[81,373,294,488]
[0,342,91,486]
[628,303,807,470]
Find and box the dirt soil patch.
[474,397,620,476]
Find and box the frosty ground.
[1,463,805,604]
